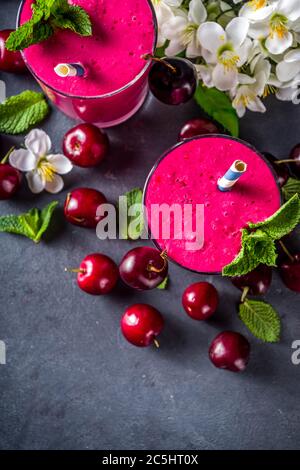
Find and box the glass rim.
[142,133,283,276]
[17,0,158,100]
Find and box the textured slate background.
[0,0,300,451]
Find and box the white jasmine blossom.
[9,129,72,194]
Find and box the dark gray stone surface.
[0,0,300,451]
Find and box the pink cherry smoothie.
[19,0,156,126]
[144,136,281,273]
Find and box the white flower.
[197,17,251,91]
[152,0,182,47]
[241,0,300,55]
[231,57,271,116]
[276,72,300,102]
[9,129,72,194]
[162,0,207,58]
[276,48,300,83]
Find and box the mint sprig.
[0,90,49,134]
[6,0,92,51]
[0,201,58,243]
[239,299,281,343]
[223,194,300,276]
[118,188,144,240]
[194,83,239,137]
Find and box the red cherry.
[182,282,218,320]
[209,331,250,372]
[67,253,118,295]
[0,163,22,200]
[64,188,107,228]
[231,265,272,296]
[0,30,26,73]
[178,118,219,141]
[289,144,300,178]
[62,123,109,168]
[121,303,164,347]
[119,247,168,291]
[279,253,300,293]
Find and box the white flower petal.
[265,31,293,55]
[247,96,266,113]
[26,171,45,194]
[195,64,214,87]
[226,17,249,47]
[276,59,300,82]
[201,47,217,64]
[276,86,297,101]
[212,63,238,91]
[9,149,37,171]
[186,35,202,58]
[25,129,51,157]
[46,154,73,175]
[248,22,270,39]
[239,4,276,22]
[197,22,226,54]
[0,80,6,104]
[165,39,185,56]
[188,0,207,25]
[284,49,300,63]
[165,0,183,7]
[45,174,64,194]
[161,15,187,40]
[278,0,300,22]
[238,73,256,85]
[236,38,252,66]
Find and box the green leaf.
[0,90,49,135]
[239,299,281,343]
[222,245,260,277]
[248,194,300,240]
[157,276,169,290]
[194,83,239,137]
[52,5,92,36]
[282,177,300,201]
[0,201,58,243]
[6,0,92,51]
[118,188,144,240]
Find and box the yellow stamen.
[37,159,56,183]
[219,51,240,71]
[263,84,277,98]
[249,0,267,10]
[234,93,255,108]
[270,14,288,39]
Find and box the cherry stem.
[147,250,168,274]
[279,240,294,262]
[1,146,15,164]
[275,159,296,165]
[142,53,177,74]
[153,338,160,349]
[241,286,250,304]
[64,267,86,274]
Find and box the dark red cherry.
[62,123,109,168]
[0,29,26,73]
[279,253,300,293]
[119,246,168,291]
[0,163,22,199]
[209,331,250,372]
[262,151,289,188]
[67,253,118,295]
[289,144,300,178]
[148,57,197,105]
[231,264,272,296]
[64,187,107,228]
[121,303,164,347]
[182,282,218,320]
[178,118,219,141]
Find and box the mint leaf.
[52,5,92,36]
[248,194,300,240]
[222,245,260,277]
[194,83,239,137]
[118,188,144,240]
[0,90,49,135]
[282,177,300,201]
[6,0,92,51]
[157,276,169,290]
[0,201,58,243]
[239,299,281,343]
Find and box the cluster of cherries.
[0,29,299,373]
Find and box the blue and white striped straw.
[217,160,247,192]
[54,63,85,78]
